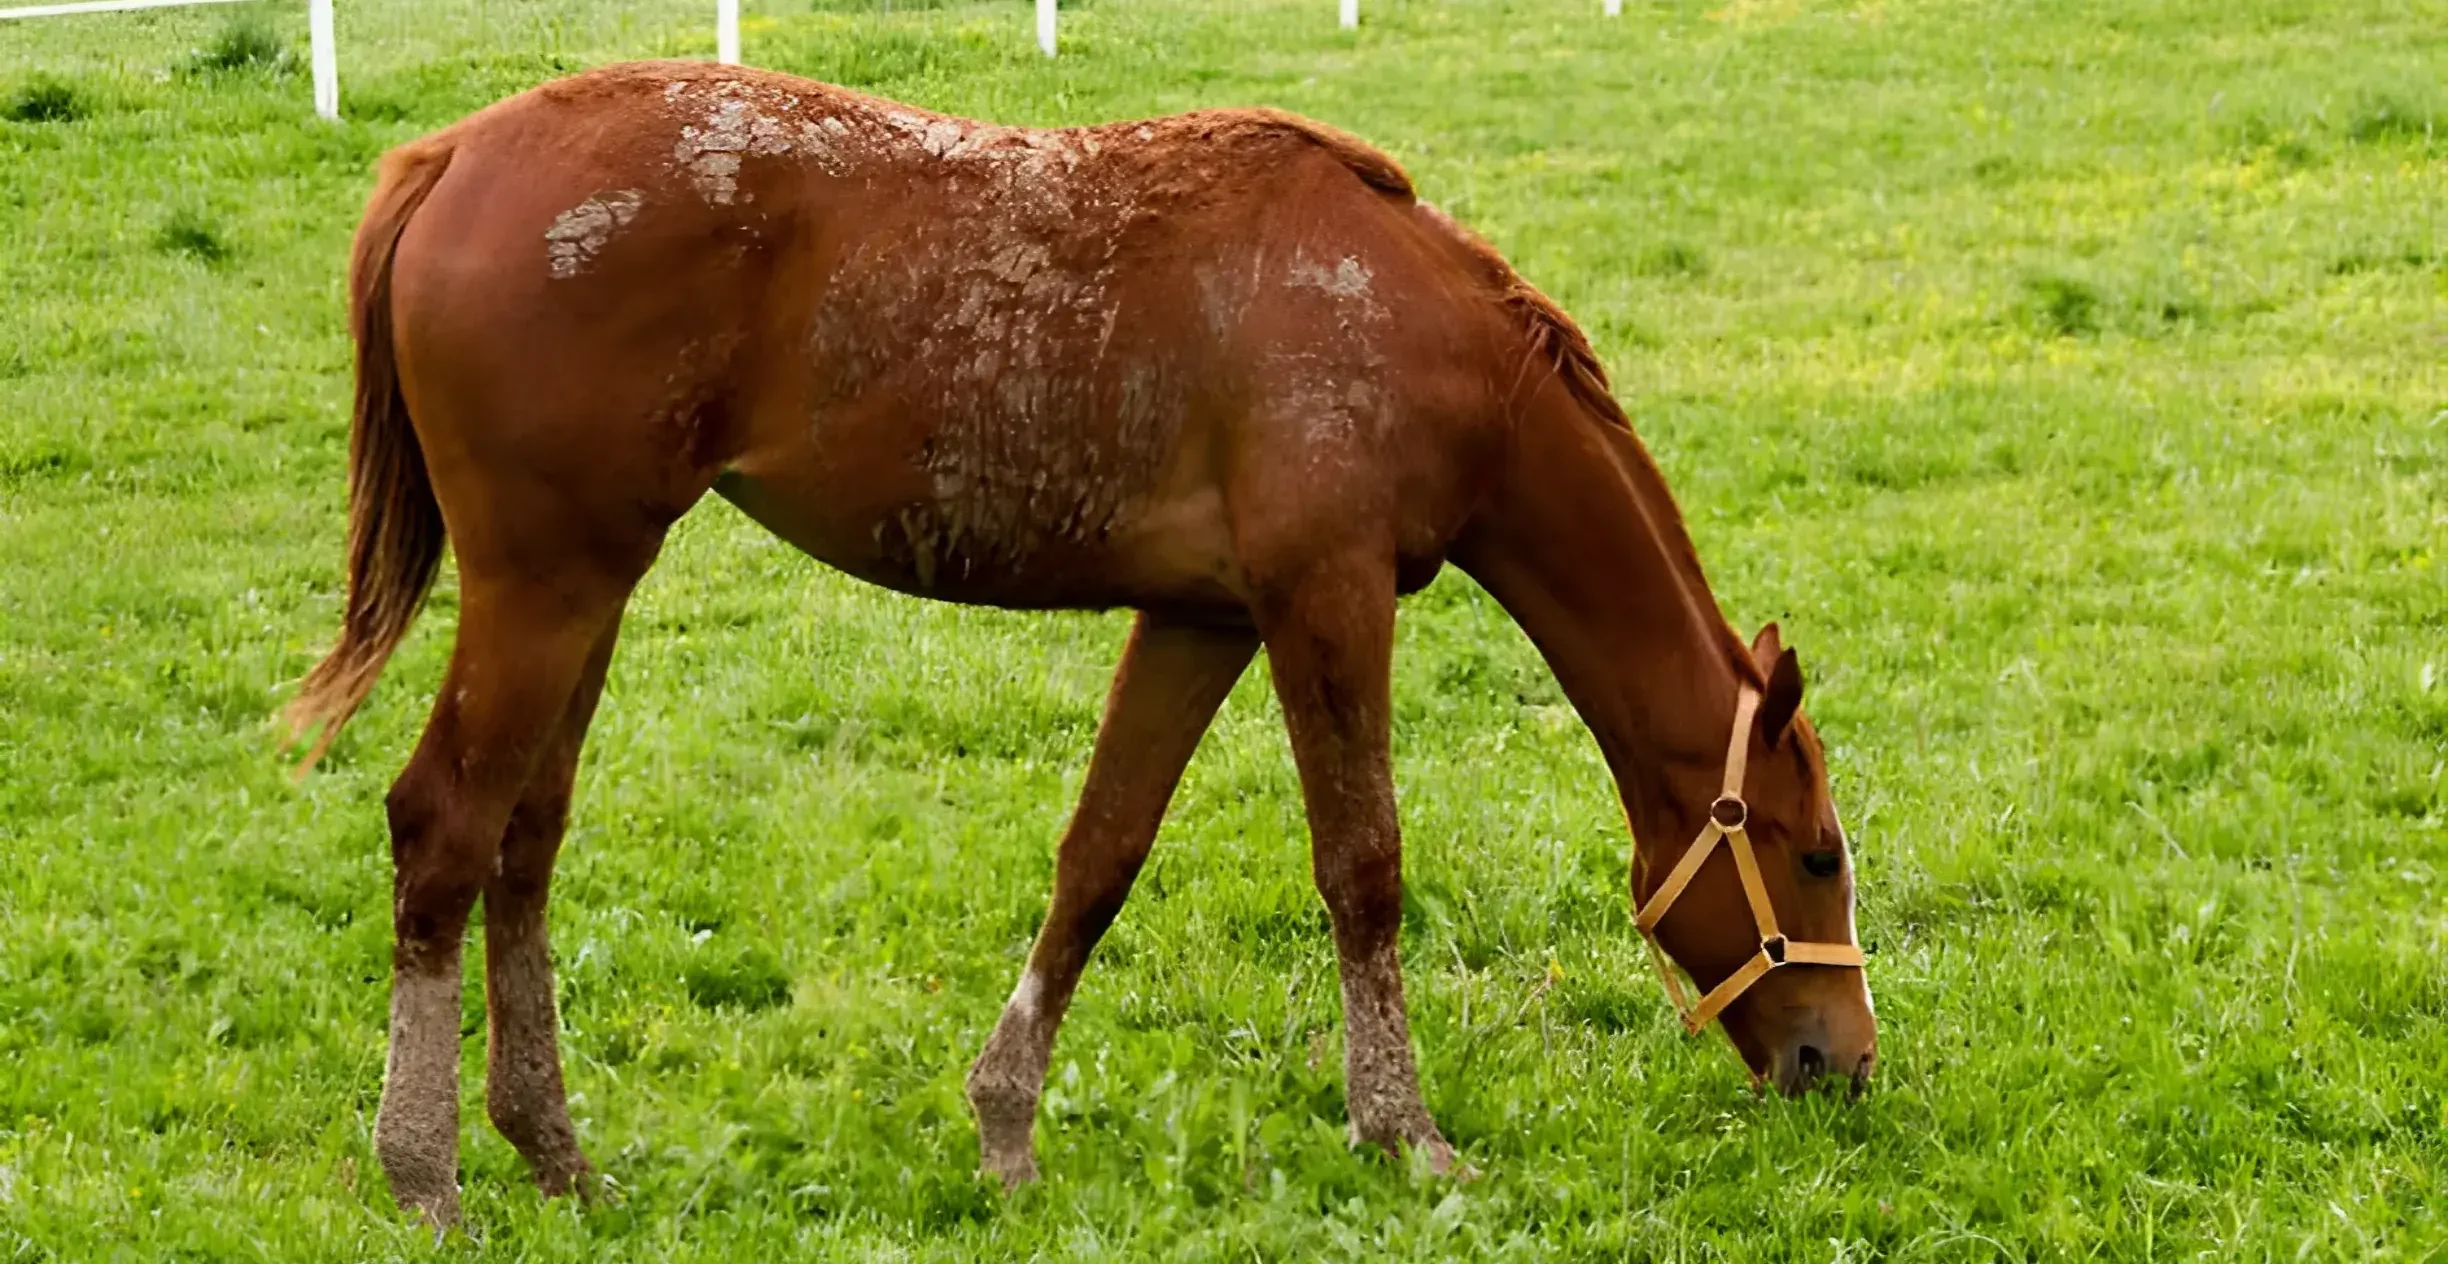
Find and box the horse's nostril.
[1796,1044,1827,1081]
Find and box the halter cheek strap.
[1632,685,1865,1055]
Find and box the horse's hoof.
[534,1159,601,1202]
[380,1155,463,1237]
[401,1192,463,1241]
[981,1148,1041,1191]
[1412,1136,1479,1181]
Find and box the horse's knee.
[384,765,491,950]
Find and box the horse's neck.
[1454,386,1751,836]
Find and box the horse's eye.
[1802,850,1844,879]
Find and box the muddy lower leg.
[378,942,467,1226]
[376,579,629,1229]
[968,614,1258,1187]
[1255,557,1455,1171]
[482,620,623,1197]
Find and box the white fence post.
[717,0,740,64]
[1036,0,1055,56]
[1603,0,1621,14]
[307,0,336,118]
[1339,0,1357,28]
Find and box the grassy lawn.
[2,0,2442,1258]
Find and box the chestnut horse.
[286,61,1875,1227]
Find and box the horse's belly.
[711,456,1243,612]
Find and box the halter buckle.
[1708,795,1747,830]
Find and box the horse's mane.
[1500,278,1636,433]
[1233,108,1417,199]
[1407,200,1766,688]
[1396,201,1633,433]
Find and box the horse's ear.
[1749,622,1784,667]
[1751,624,1804,746]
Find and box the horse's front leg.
[967,612,1258,1187]
[1252,550,1457,1173]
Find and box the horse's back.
[378,63,1512,610]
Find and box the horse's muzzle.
[1772,1035,1875,1098]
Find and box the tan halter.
[1633,685,1865,1053]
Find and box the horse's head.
[1632,624,1876,1097]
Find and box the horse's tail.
[283,139,455,775]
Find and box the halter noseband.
[1632,685,1865,1055]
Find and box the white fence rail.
[1,0,248,15]
[1,0,1632,119]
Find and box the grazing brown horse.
[286,61,1875,1227]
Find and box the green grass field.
[3,0,2443,1257]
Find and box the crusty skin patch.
[1287,250,1379,307]
[544,190,641,279]
[667,86,843,202]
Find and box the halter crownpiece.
[1631,684,1865,1049]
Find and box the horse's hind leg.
[967,613,1258,1187]
[481,614,624,1198]
[376,560,646,1228]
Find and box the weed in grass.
[2237,113,2324,167]
[2021,273,2102,337]
[2329,246,2435,276]
[1637,240,1708,279]
[2272,134,2321,166]
[1,445,82,486]
[2348,93,2436,146]
[681,946,795,1012]
[154,210,230,263]
[187,16,289,74]
[4,78,81,122]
